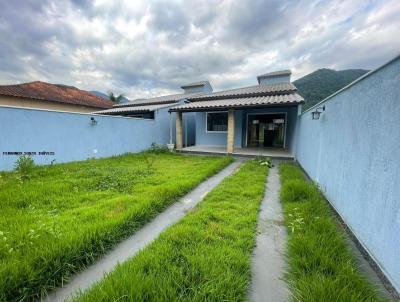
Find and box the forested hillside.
[294,68,369,110]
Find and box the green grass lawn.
[73,160,268,302]
[279,163,387,302]
[0,152,232,301]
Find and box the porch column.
[176,111,183,150]
[227,108,235,153]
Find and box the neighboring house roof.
[95,103,174,115]
[180,81,211,89]
[114,91,204,108]
[0,81,114,109]
[187,82,297,101]
[170,93,303,112]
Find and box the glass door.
[247,114,286,148]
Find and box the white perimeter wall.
[295,56,400,292]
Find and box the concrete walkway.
[44,159,243,302]
[249,165,289,302]
[181,145,293,159]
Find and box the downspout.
[169,112,173,144]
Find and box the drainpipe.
[169,112,173,144]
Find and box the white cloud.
[0,0,399,99]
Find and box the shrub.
[255,156,274,168]
[14,155,35,181]
[148,143,169,154]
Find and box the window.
[127,112,155,119]
[207,112,228,132]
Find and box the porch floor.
[180,145,293,159]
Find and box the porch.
[169,83,303,158]
[180,145,293,159]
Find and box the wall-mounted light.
[311,105,325,120]
[90,117,98,125]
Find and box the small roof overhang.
[95,103,175,115]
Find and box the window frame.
[205,111,229,133]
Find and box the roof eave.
[113,100,178,108]
[169,101,303,112]
[96,109,152,115]
[180,84,204,89]
[188,89,297,102]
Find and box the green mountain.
[294,68,369,110]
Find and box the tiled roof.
[95,103,175,115]
[0,81,114,109]
[114,91,204,108]
[188,82,297,101]
[180,81,210,89]
[170,93,303,112]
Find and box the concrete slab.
[44,159,244,302]
[248,165,290,302]
[180,145,294,159]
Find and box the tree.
[108,91,125,103]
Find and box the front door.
[247,113,286,148]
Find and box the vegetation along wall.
[0,106,157,171]
[295,55,400,292]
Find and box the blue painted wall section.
[0,107,156,171]
[154,100,196,146]
[295,56,400,292]
[195,110,243,147]
[154,104,176,145]
[0,102,196,171]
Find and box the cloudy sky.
[0,0,399,99]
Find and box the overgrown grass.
[73,160,268,302]
[0,152,232,301]
[280,163,387,302]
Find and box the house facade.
[170,70,303,157]
[0,81,114,112]
[95,81,214,146]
